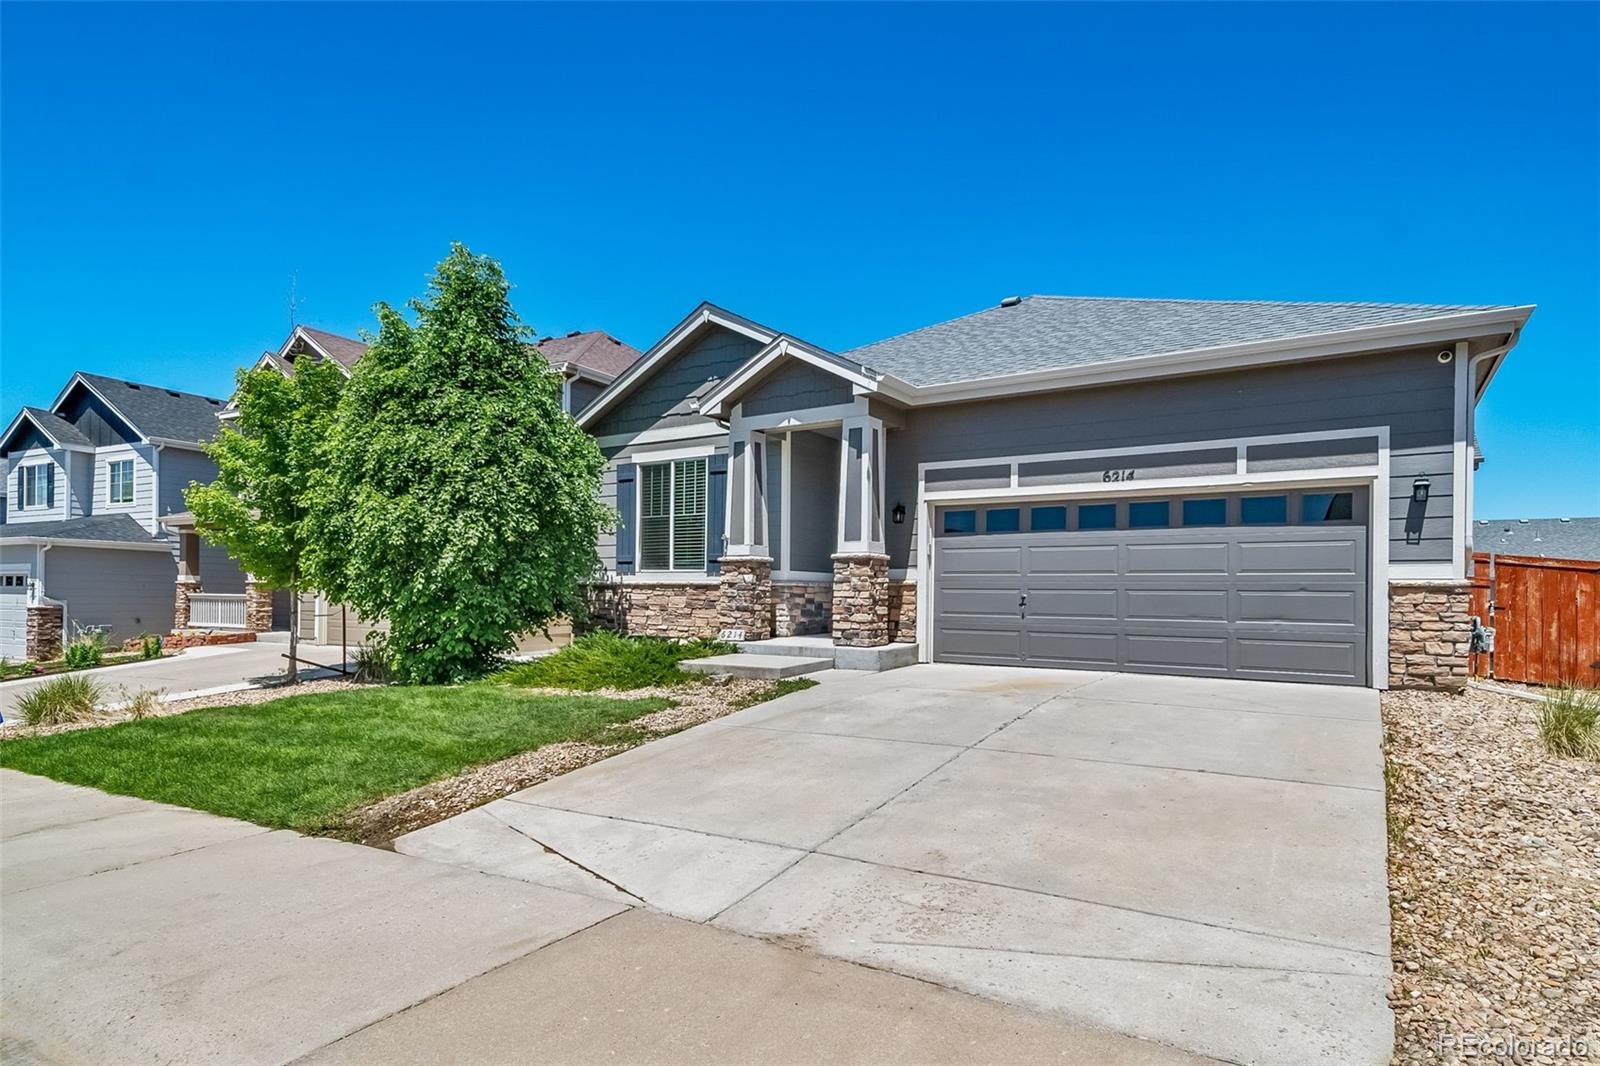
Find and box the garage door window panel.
[1302,491,1355,523]
[1076,503,1117,530]
[942,509,978,535]
[1181,497,1228,527]
[985,507,1021,533]
[1241,495,1289,525]
[1128,501,1171,529]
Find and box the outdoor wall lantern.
[892,502,906,525]
[1411,478,1431,505]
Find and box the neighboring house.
[0,373,251,659]
[578,296,1535,690]
[176,322,644,648]
[1473,517,1600,561]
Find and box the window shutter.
[705,452,728,575]
[45,466,55,509]
[614,463,636,574]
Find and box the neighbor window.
[1301,491,1354,523]
[942,509,977,535]
[639,458,707,571]
[1181,497,1227,526]
[1241,494,1288,524]
[1029,505,1067,531]
[1077,503,1116,530]
[108,459,135,504]
[20,464,52,509]
[1128,500,1171,528]
[985,508,1021,533]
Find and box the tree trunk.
[287,585,301,685]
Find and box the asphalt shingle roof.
[1475,518,1600,562]
[20,407,92,447]
[843,296,1518,387]
[534,330,644,378]
[79,373,227,445]
[0,514,164,545]
[297,327,369,367]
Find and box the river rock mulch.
[1382,686,1599,1063]
[341,675,779,845]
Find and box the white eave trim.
[277,327,355,378]
[698,337,904,419]
[577,304,779,429]
[0,536,174,552]
[893,305,1536,406]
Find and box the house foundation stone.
[718,557,774,641]
[832,553,890,647]
[1388,580,1471,692]
[25,604,64,661]
[772,581,832,637]
[244,580,275,633]
[887,579,917,643]
[585,581,722,639]
[173,577,202,631]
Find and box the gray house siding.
[741,360,854,417]
[592,325,762,439]
[568,378,606,416]
[786,429,839,573]
[884,345,1457,571]
[158,446,218,521]
[45,545,176,640]
[6,446,67,524]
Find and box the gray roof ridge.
[1023,294,1511,310]
[77,370,225,405]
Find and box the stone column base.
[718,557,774,641]
[1388,580,1471,691]
[887,579,917,643]
[174,577,202,631]
[26,604,64,661]
[244,580,275,632]
[832,553,890,647]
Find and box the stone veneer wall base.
[832,553,890,648]
[25,604,64,661]
[1388,579,1471,692]
[718,557,774,641]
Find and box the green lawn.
[0,685,670,834]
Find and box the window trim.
[20,462,52,510]
[637,455,709,573]
[107,458,135,504]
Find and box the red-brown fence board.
[1470,552,1600,686]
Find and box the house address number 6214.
[1102,468,1136,482]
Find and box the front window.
[639,458,707,571]
[108,459,135,504]
[20,464,53,509]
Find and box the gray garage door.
[932,488,1369,686]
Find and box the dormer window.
[20,463,53,509]
[108,459,135,504]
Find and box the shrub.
[1538,684,1600,759]
[121,687,165,720]
[495,631,735,691]
[16,674,104,726]
[61,625,107,670]
[139,633,163,660]
[353,635,395,685]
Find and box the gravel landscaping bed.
[344,675,782,844]
[1382,686,1598,1063]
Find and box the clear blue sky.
[2,2,1595,518]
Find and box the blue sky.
[2,2,1595,518]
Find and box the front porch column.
[174,530,202,630]
[244,575,275,633]
[717,425,774,638]
[832,414,891,646]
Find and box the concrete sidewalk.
[0,769,1205,1065]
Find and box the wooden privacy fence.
[1469,552,1600,686]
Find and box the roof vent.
[567,330,582,338]
[166,390,180,397]
[127,383,142,389]
[999,296,1022,308]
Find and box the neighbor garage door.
[1,573,28,660]
[932,488,1369,686]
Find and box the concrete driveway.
[0,641,343,721]
[399,665,1394,1065]
[1,769,1198,1066]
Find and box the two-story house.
[0,373,250,659]
[166,323,645,649]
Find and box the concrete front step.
[736,636,836,661]
[681,653,834,680]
